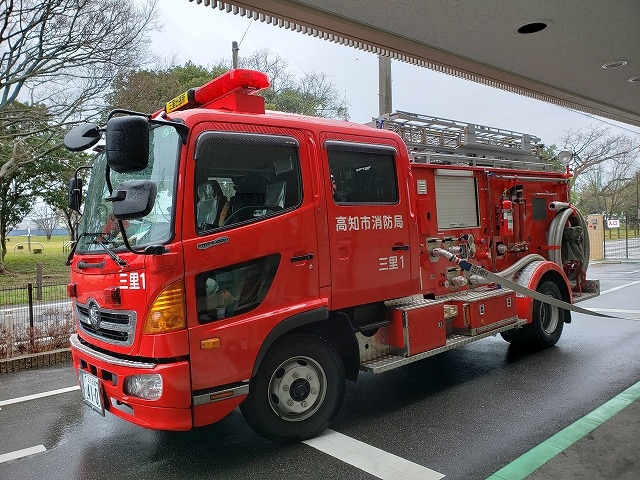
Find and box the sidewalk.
[527,399,639,479]
[488,381,640,479]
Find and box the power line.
[560,106,640,135]
[239,19,253,47]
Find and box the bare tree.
[558,124,640,189]
[239,49,349,118]
[30,204,60,240]
[564,124,640,216]
[240,49,296,92]
[0,0,159,179]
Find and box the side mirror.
[106,116,149,173]
[68,178,83,211]
[64,123,101,152]
[106,180,157,220]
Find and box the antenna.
[232,41,239,69]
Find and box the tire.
[530,280,564,347]
[500,327,529,343]
[501,280,564,347]
[240,334,346,443]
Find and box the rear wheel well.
[539,270,572,323]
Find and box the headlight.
[124,374,163,400]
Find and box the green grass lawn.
[1,235,71,288]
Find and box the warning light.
[165,69,270,114]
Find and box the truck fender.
[251,307,360,381]
[252,308,328,377]
[510,260,572,324]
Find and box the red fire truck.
[63,69,596,442]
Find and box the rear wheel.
[240,334,345,443]
[500,327,528,343]
[530,280,564,347]
[501,280,564,347]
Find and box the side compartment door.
[323,139,413,308]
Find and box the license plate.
[80,371,105,416]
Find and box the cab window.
[194,132,302,234]
[325,141,398,204]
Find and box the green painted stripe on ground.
[486,381,640,480]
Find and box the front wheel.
[240,334,346,443]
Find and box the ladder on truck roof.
[372,111,556,171]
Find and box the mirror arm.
[70,165,93,213]
[149,117,190,144]
[107,109,189,144]
[105,163,114,196]
[115,219,167,256]
[107,109,150,121]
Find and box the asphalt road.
[1,262,639,480]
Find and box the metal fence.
[0,283,74,358]
[603,215,640,260]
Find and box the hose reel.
[547,207,590,287]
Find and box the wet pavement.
[0,261,638,479]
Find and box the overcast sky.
[151,1,640,147]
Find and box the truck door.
[182,129,320,392]
[323,139,413,308]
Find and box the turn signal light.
[66,283,77,298]
[143,281,186,334]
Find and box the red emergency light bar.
[165,69,270,114]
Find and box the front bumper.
[70,334,192,431]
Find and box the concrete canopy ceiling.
[190,0,640,127]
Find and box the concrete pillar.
[4,310,12,358]
[586,214,604,260]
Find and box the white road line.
[588,308,640,318]
[0,385,79,407]
[0,445,46,464]
[303,429,445,480]
[600,280,640,295]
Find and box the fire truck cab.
[64,69,595,442]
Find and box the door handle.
[290,253,314,263]
[392,244,410,251]
[77,261,105,269]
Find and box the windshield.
[76,125,180,254]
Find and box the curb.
[0,348,72,374]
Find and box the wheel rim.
[539,301,560,334]
[268,356,327,422]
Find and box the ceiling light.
[514,20,551,34]
[601,61,628,69]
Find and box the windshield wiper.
[65,232,127,267]
[94,238,127,266]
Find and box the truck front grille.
[75,300,137,347]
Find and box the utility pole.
[232,41,239,69]
[636,170,639,234]
[378,56,392,116]
[636,170,640,220]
